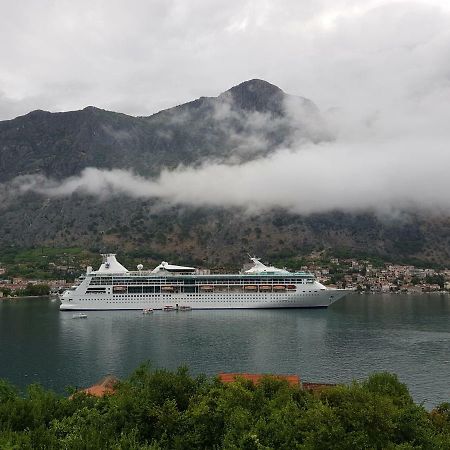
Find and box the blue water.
[0,293,449,408]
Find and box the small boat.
[177,305,192,311]
[72,313,87,319]
[142,308,153,314]
[163,305,176,311]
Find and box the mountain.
[0,80,448,267]
[0,79,326,182]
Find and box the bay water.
[0,293,448,408]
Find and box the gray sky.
[1,0,449,119]
[1,0,450,215]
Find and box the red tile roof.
[218,373,300,386]
[77,375,118,398]
[302,382,336,392]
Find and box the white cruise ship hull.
[60,254,349,311]
[60,288,348,311]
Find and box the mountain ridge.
[0,79,322,182]
[0,79,448,266]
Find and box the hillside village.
[0,253,449,297]
[311,258,449,293]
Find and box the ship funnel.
[97,254,129,273]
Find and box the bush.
[0,367,448,449]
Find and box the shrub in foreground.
[0,367,449,449]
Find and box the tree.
[0,368,448,448]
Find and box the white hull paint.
[60,254,349,311]
[60,285,347,310]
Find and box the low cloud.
[5,133,449,215]
[207,92,329,163]
[5,78,448,216]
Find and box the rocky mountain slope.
[0,80,448,267]
[0,79,325,181]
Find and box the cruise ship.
[59,254,348,311]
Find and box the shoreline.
[0,295,57,300]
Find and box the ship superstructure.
[60,254,348,310]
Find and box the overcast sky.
[1,0,450,215]
[1,0,450,119]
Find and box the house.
[218,373,336,393]
[72,375,118,398]
[218,373,300,387]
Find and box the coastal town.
[309,258,449,294]
[0,254,449,297]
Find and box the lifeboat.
[286,284,296,290]
[228,286,243,292]
[161,285,174,292]
[200,285,214,291]
[244,285,257,291]
[113,285,127,293]
[163,305,176,311]
[273,285,286,291]
[259,285,272,291]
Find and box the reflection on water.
[0,294,449,408]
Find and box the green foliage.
[0,379,18,403]
[271,257,307,271]
[0,287,12,296]
[362,373,412,405]
[0,367,448,449]
[425,274,445,288]
[0,246,95,280]
[13,284,51,297]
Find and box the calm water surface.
[0,294,448,408]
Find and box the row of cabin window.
[120,288,302,294]
[110,291,320,298]
[103,298,310,303]
[89,279,314,285]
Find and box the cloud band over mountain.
[4,134,449,215]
